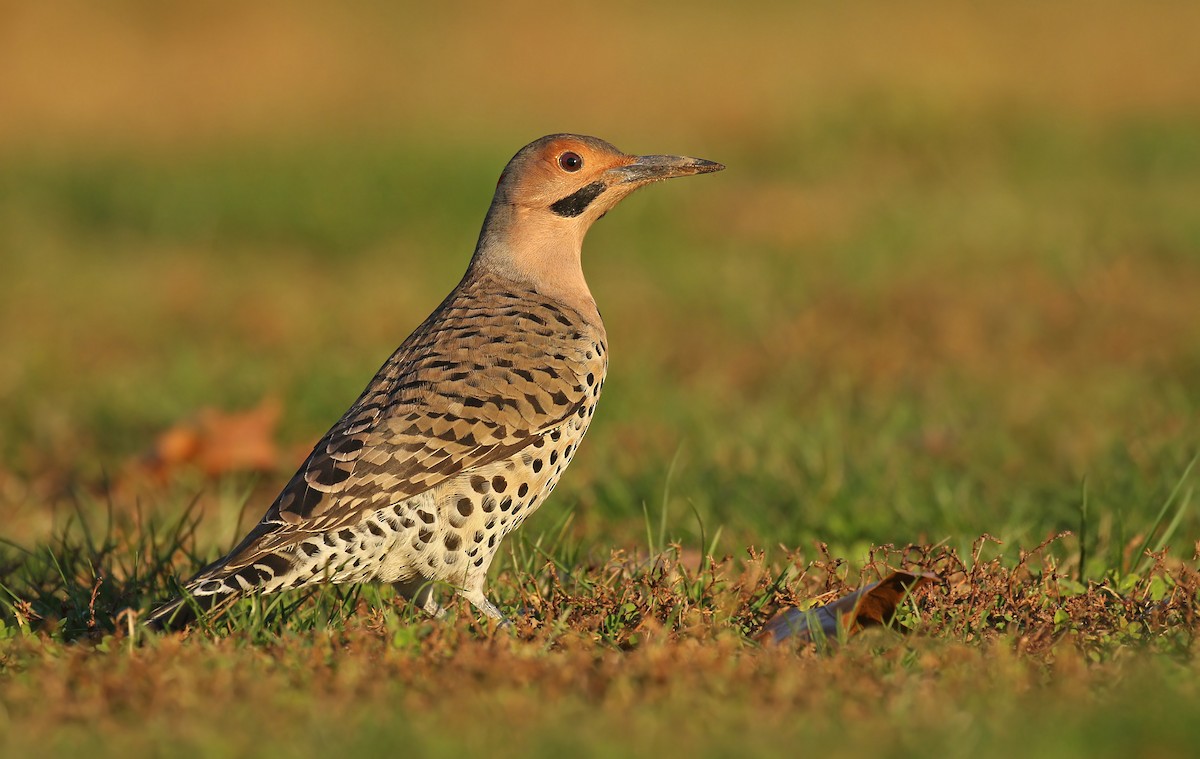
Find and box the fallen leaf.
[138,397,283,480]
[756,570,939,646]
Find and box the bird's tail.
[145,553,259,631]
[145,546,300,630]
[144,580,241,631]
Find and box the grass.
[2,1,1200,756]
[1,507,1197,757]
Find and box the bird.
[147,134,723,629]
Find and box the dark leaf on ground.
[757,571,940,645]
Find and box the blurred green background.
[1,0,1198,568]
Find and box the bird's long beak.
[605,154,725,185]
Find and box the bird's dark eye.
[558,151,583,172]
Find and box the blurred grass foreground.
[1,2,1199,757]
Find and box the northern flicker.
[147,134,723,628]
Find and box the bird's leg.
[458,586,510,626]
[392,576,446,619]
[458,554,511,625]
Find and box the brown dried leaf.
[140,397,282,479]
[756,570,940,646]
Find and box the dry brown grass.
[1,538,1196,755]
